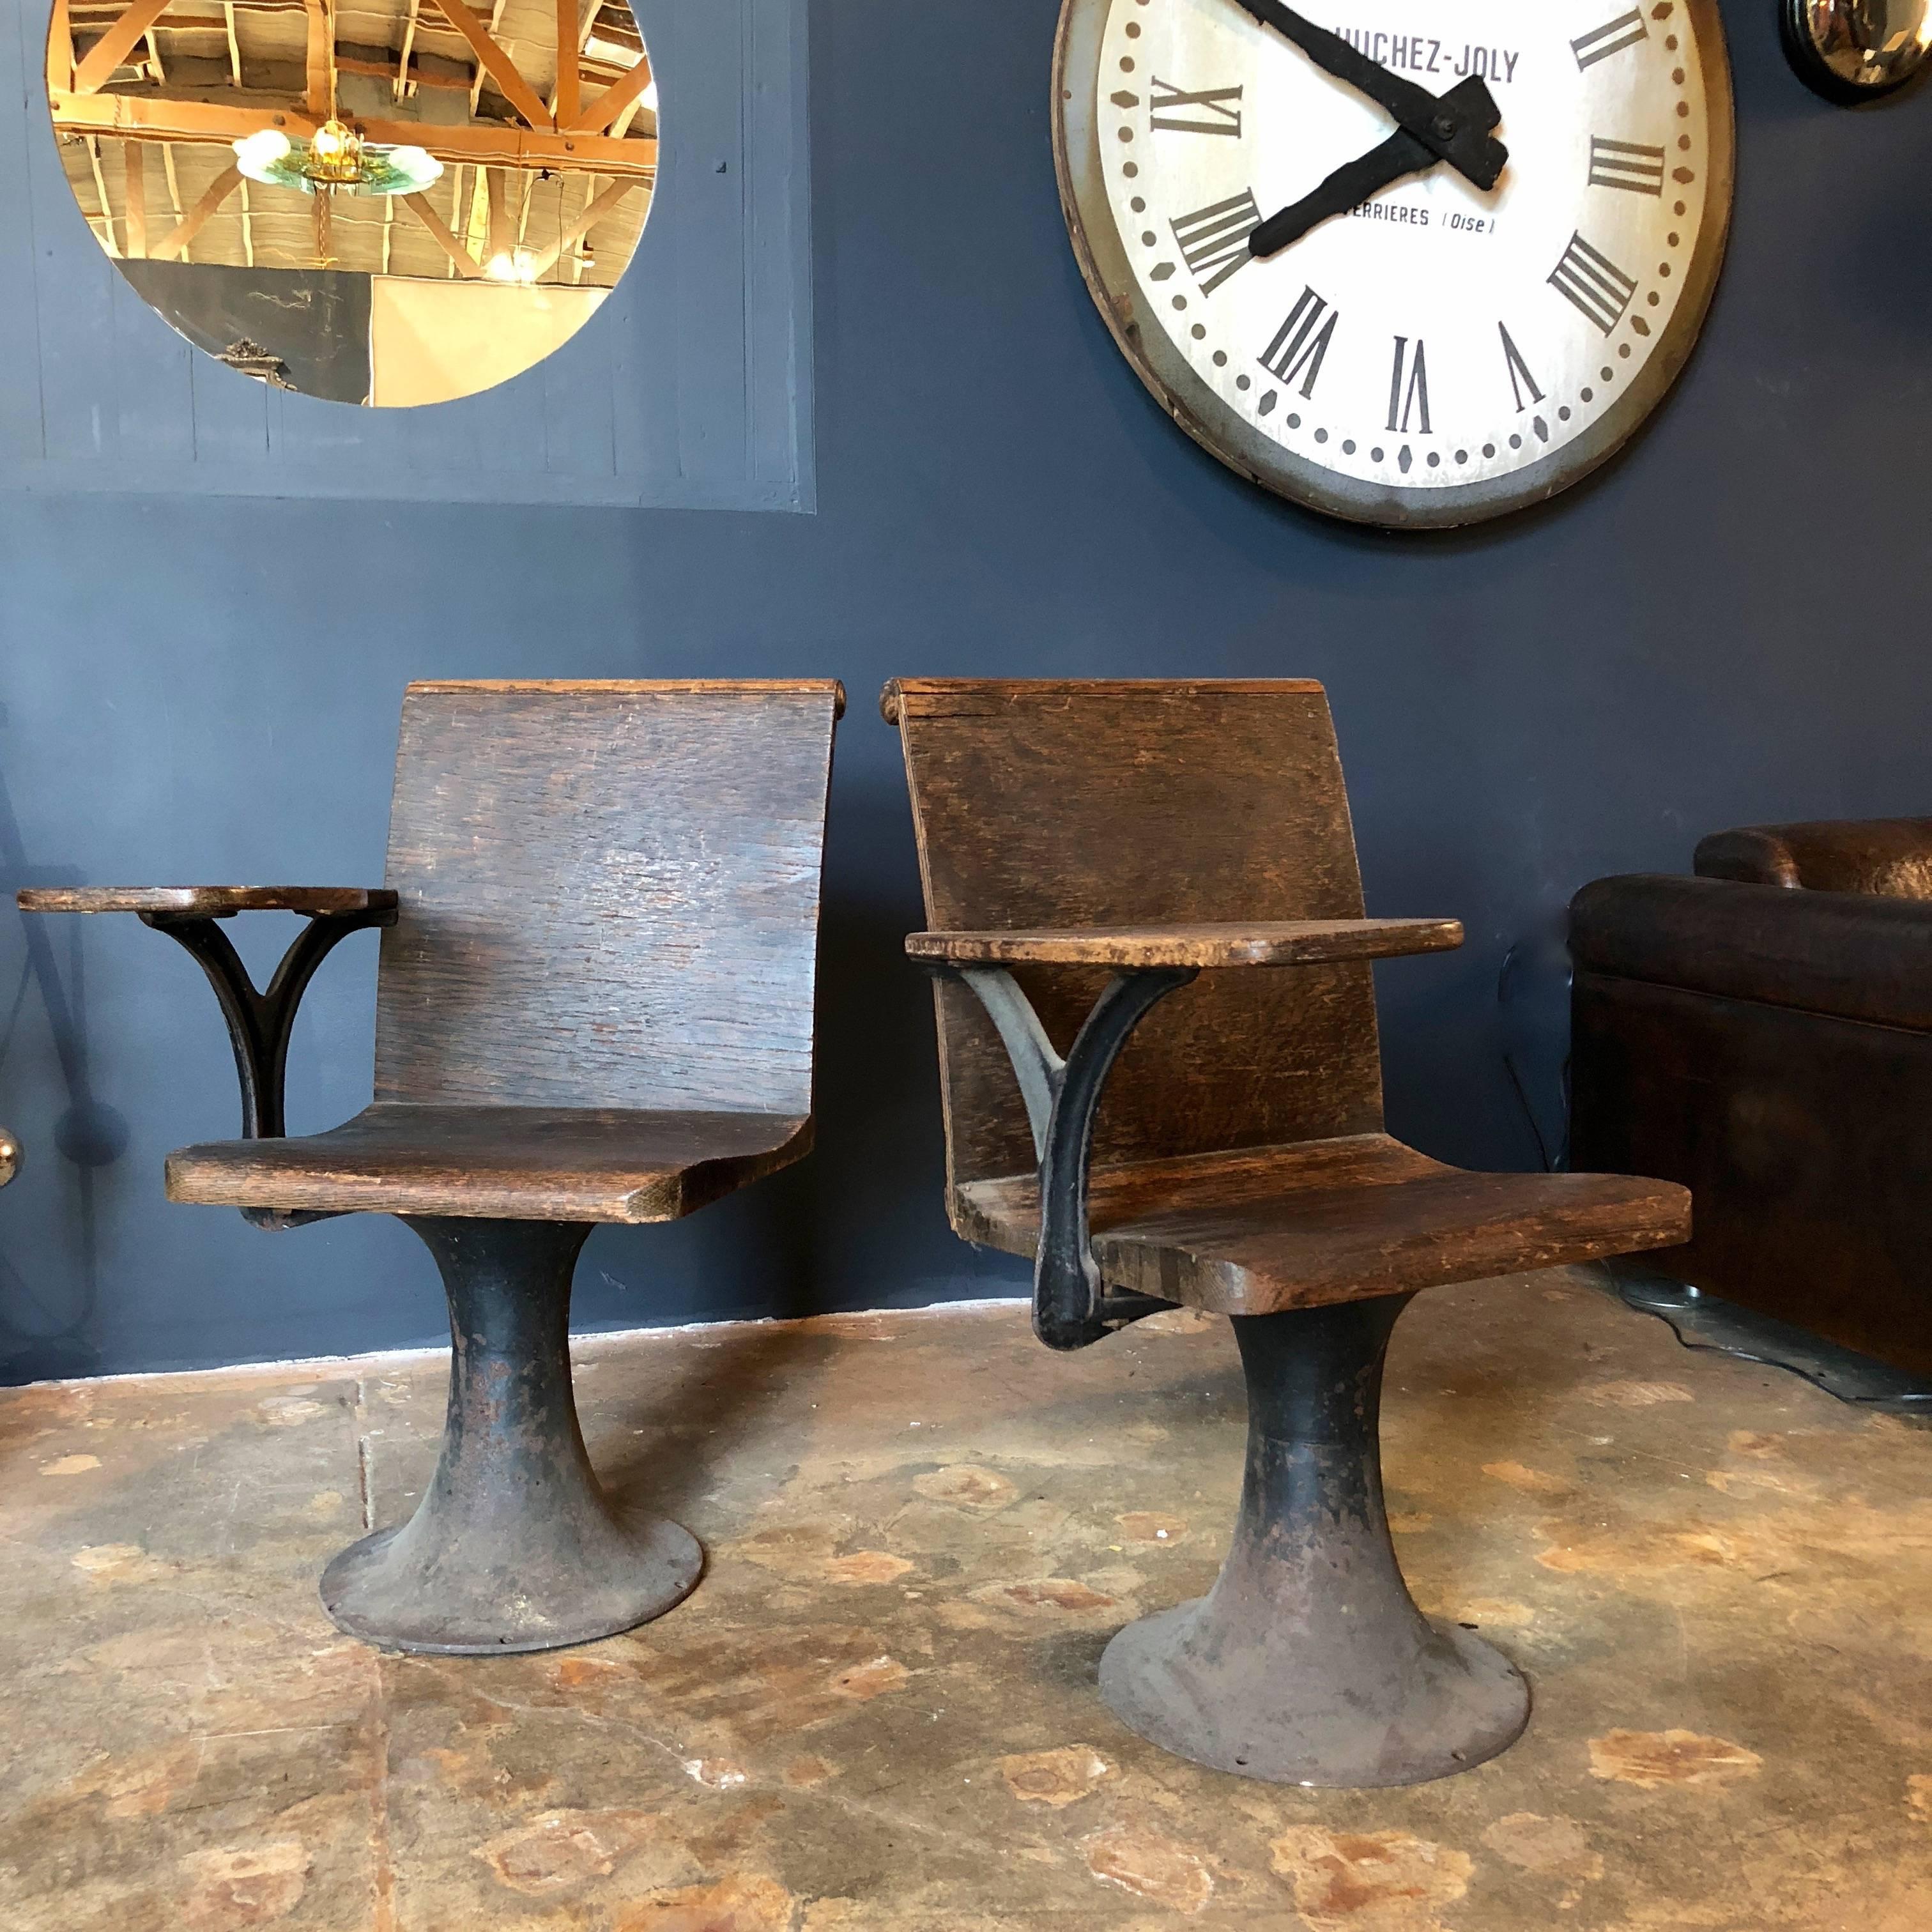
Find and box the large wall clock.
[1053,0,1734,527]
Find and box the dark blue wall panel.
[1,0,1928,1379]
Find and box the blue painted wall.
[3,0,1928,1380]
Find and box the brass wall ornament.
[1783,0,1932,102]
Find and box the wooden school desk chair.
[884,677,1688,1787]
[22,678,842,1655]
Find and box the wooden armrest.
[18,887,397,919]
[15,885,393,1180]
[905,918,1462,969]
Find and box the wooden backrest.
[886,679,1384,1190]
[374,680,841,1116]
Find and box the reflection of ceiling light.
[641,79,658,111]
[232,121,443,196]
[233,129,292,176]
[484,247,538,284]
[309,118,355,170]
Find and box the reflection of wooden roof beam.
[73,0,176,93]
[86,134,120,254]
[224,2,240,83]
[337,50,467,90]
[123,140,148,253]
[161,139,184,250]
[461,164,482,255]
[394,0,418,96]
[565,50,647,135]
[49,0,74,94]
[486,165,513,264]
[52,89,657,177]
[530,172,630,277]
[302,0,330,112]
[426,0,549,130]
[445,161,463,275]
[554,0,577,125]
[149,157,240,257]
[466,0,504,114]
[402,189,483,277]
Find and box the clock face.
[1054,0,1733,526]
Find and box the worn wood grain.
[958,1133,1688,1315]
[89,679,841,1225]
[168,1105,811,1223]
[17,886,397,916]
[886,678,1388,1193]
[889,677,1690,1316]
[907,919,1462,969]
[373,680,841,1119]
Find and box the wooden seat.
[885,677,1689,1791]
[22,678,843,1659]
[956,1133,1687,1314]
[169,1105,811,1223]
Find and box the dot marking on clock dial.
[1100,0,1712,489]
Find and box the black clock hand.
[1248,127,1434,256]
[1247,74,1504,256]
[1232,0,1508,190]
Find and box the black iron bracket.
[940,963,1198,1351]
[141,903,396,1229]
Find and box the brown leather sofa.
[1570,819,1932,1377]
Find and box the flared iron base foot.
[1098,1294,1532,1786]
[316,1216,704,1656]
[321,1511,702,1656]
[1099,1600,1528,1786]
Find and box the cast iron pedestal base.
[320,1216,702,1655]
[1099,1294,1529,1786]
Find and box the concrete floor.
[3,1269,1929,1931]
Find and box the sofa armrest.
[1694,820,1932,896]
[1571,874,1932,1032]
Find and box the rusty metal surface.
[1100,1294,1529,1784]
[319,1217,702,1655]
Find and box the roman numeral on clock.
[1258,286,1337,397]
[1171,191,1261,295]
[1498,323,1544,411]
[1547,233,1638,334]
[1149,78,1243,136]
[1588,136,1666,194]
[1571,8,1647,68]
[1385,336,1430,435]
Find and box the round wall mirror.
[47,0,657,406]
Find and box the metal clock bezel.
[1052,0,1736,529]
